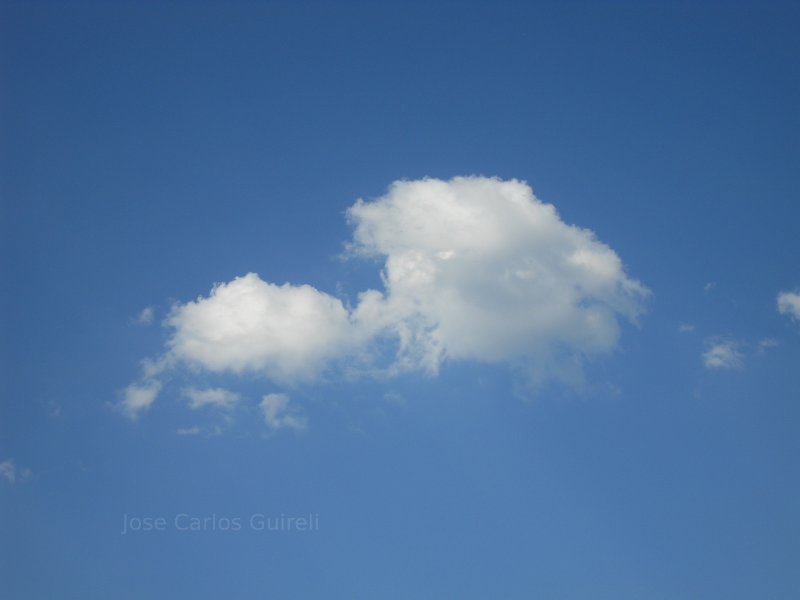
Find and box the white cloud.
[678,323,695,333]
[259,393,307,432]
[347,177,649,384]
[165,274,353,384]
[183,387,239,410]
[124,176,650,418]
[777,290,800,322]
[703,339,743,370]
[133,306,155,325]
[119,380,161,420]
[0,459,31,485]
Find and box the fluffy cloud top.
[260,393,307,432]
[123,176,650,420]
[703,340,743,370]
[166,275,352,384]
[777,290,800,322]
[348,177,648,380]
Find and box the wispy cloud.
[382,391,407,406]
[757,338,780,354]
[183,387,239,410]
[703,339,744,370]
[176,426,202,436]
[678,323,695,333]
[133,306,155,326]
[0,459,32,485]
[118,380,161,420]
[777,290,800,322]
[259,393,307,432]
[45,400,61,418]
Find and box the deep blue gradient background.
[2,2,799,598]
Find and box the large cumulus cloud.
[348,177,648,381]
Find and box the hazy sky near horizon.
[2,2,800,598]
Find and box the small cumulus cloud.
[259,393,307,432]
[703,339,744,370]
[777,290,800,322]
[165,276,352,384]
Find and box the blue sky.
[2,1,799,598]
